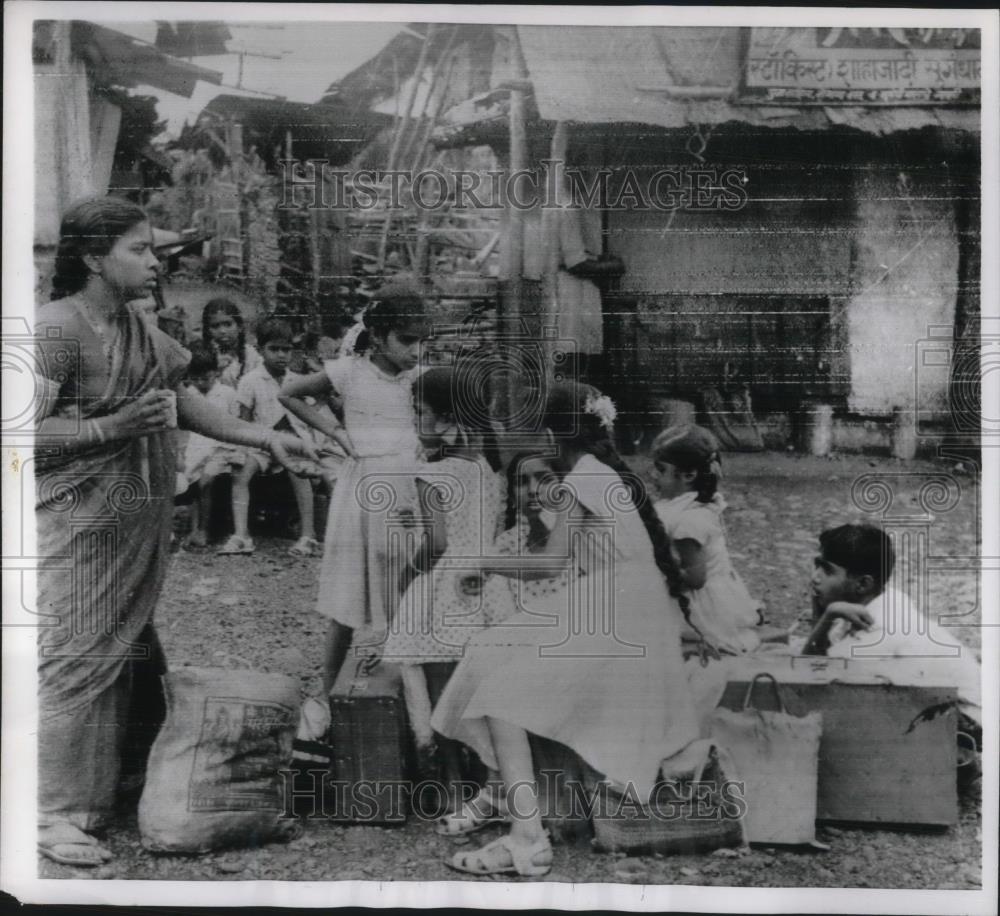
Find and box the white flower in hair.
[584,393,618,430]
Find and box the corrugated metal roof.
[515,25,979,135]
[71,22,222,98]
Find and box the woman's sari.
[34,299,189,828]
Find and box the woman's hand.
[107,390,175,438]
[267,432,319,474]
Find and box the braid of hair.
[236,326,249,380]
[584,437,697,630]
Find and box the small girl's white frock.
[316,355,421,639]
[382,454,504,662]
[654,491,761,655]
[431,454,700,800]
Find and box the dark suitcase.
[327,654,413,824]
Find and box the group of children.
[171,283,981,875]
[175,298,353,555]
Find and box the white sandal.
[435,786,506,837]
[447,832,552,877]
[38,823,112,868]
[217,535,254,555]
[436,803,504,837]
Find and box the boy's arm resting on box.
[803,602,874,656]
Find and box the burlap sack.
[138,666,300,853]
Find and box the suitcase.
[718,655,959,827]
[327,654,413,824]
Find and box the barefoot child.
[279,283,429,695]
[202,297,261,388]
[218,318,351,557]
[178,342,241,547]
[651,424,762,655]
[381,366,504,759]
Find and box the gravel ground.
[39,451,984,886]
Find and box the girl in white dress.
[279,284,428,694]
[651,424,763,655]
[431,382,700,877]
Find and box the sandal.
[436,789,506,837]
[38,823,113,868]
[447,832,552,878]
[288,536,321,558]
[217,535,255,556]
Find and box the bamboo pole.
[503,73,528,425]
[386,25,434,174]
[398,26,457,174]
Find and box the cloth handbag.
[708,672,823,846]
[590,739,746,855]
[138,665,301,853]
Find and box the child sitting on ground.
[650,424,763,655]
[217,318,352,558]
[178,342,242,548]
[801,523,982,730]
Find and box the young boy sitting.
[217,318,349,558]
[179,342,242,548]
[802,524,982,744]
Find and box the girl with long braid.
[651,424,763,655]
[430,381,700,877]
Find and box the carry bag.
[709,672,823,846]
[138,666,301,853]
[591,739,746,855]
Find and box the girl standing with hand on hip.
[279,283,429,694]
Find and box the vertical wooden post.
[503,82,528,426]
[379,27,435,272]
[231,122,247,283]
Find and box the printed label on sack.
[188,697,296,812]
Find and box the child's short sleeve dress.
[655,492,761,655]
[316,356,421,636]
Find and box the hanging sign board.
[740,27,980,105]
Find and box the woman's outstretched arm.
[177,383,317,470]
[278,371,356,455]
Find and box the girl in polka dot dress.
[382,366,504,752]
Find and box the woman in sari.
[34,197,315,867]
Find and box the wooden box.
[718,655,958,827]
